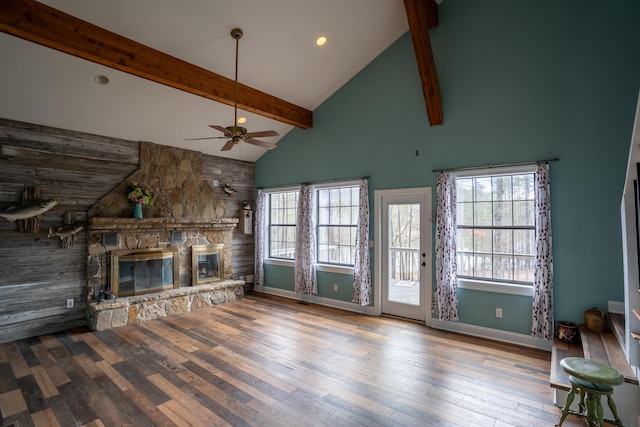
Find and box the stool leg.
[578,388,586,414]
[584,392,597,427]
[606,394,623,426]
[557,385,578,426]
[594,394,604,427]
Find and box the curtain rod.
[258,176,369,190]
[432,158,559,173]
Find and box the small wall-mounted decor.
[0,197,57,228]
[48,212,83,248]
[0,186,57,233]
[240,210,253,235]
[223,183,236,195]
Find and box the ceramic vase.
[133,203,143,219]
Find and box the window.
[317,186,359,265]
[264,183,360,267]
[268,190,298,260]
[456,168,535,285]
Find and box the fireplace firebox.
[192,244,224,285]
[110,247,179,297]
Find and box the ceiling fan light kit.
[186,28,279,151]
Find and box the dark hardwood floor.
[0,293,583,427]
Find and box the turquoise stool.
[557,357,624,427]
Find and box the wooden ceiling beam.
[404,0,443,126]
[0,0,313,129]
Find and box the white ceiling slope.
[0,1,411,162]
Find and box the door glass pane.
[387,203,420,306]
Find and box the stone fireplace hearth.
[87,280,244,331]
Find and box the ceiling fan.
[186,28,279,151]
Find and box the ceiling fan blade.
[185,136,226,141]
[210,125,235,137]
[245,130,279,138]
[246,138,277,150]
[221,140,235,151]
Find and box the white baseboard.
[608,300,625,314]
[426,318,553,351]
[252,285,377,315]
[253,285,552,351]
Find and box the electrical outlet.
[66,298,74,308]
[496,308,502,318]
[333,284,338,292]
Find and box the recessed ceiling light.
[94,74,110,85]
[316,36,327,46]
[237,117,246,124]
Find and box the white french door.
[375,188,431,321]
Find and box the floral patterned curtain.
[432,172,459,321]
[531,163,554,339]
[295,184,317,294]
[352,179,371,306]
[254,189,265,286]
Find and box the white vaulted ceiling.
[0,1,416,162]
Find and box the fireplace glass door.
[192,244,224,285]
[111,247,179,297]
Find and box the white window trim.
[262,180,360,275]
[457,277,534,296]
[263,257,354,274]
[455,164,537,295]
[263,185,299,262]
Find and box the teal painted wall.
[256,0,640,333]
[263,264,295,292]
[458,289,533,334]
[264,265,356,301]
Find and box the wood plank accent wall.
[0,118,256,343]
[202,156,256,284]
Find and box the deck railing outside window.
[389,247,420,282]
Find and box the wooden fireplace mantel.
[89,217,239,233]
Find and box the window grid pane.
[456,172,535,285]
[317,185,359,266]
[268,191,299,260]
[266,186,360,266]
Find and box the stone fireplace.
[86,217,244,331]
[84,142,251,331]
